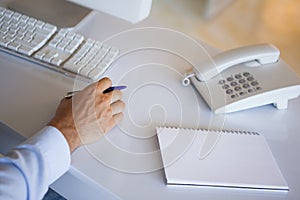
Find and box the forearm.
[0,126,71,200]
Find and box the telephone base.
[274,100,289,110]
[190,76,300,114]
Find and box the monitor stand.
[7,0,92,28]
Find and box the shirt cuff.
[22,126,71,184]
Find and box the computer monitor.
[68,0,152,23]
[7,0,152,28]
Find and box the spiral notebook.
[156,127,288,190]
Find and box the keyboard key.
[7,41,20,51]
[18,45,34,56]
[50,57,64,66]
[0,7,6,15]
[101,58,113,66]
[35,20,45,28]
[101,44,111,51]
[88,65,106,80]
[0,37,9,47]
[79,65,95,77]
[64,62,84,74]
[12,12,22,20]
[43,23,56,32]
[35,27,50,36]
[4,10,13,17]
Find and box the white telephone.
[183,44,300,114]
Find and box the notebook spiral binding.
[156,126,260,136]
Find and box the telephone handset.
[183,44,300,114]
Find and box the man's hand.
[49,78,125,152]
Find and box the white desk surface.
[0,9,300,200]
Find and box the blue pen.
[65,85,126,98]
[103,85,127,94]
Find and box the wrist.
[48,119,81,152]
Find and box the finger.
[111,100,125,115]
[96,77,112,93]
[110,90,123,103]
[79,77,111,97]
[113,112,124,124]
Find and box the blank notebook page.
[156,127,288,190]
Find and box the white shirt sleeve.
[0,126,71,200]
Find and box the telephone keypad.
[219,72,262,99]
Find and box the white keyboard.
[0,7,119,81]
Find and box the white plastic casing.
[68,0,153,23]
